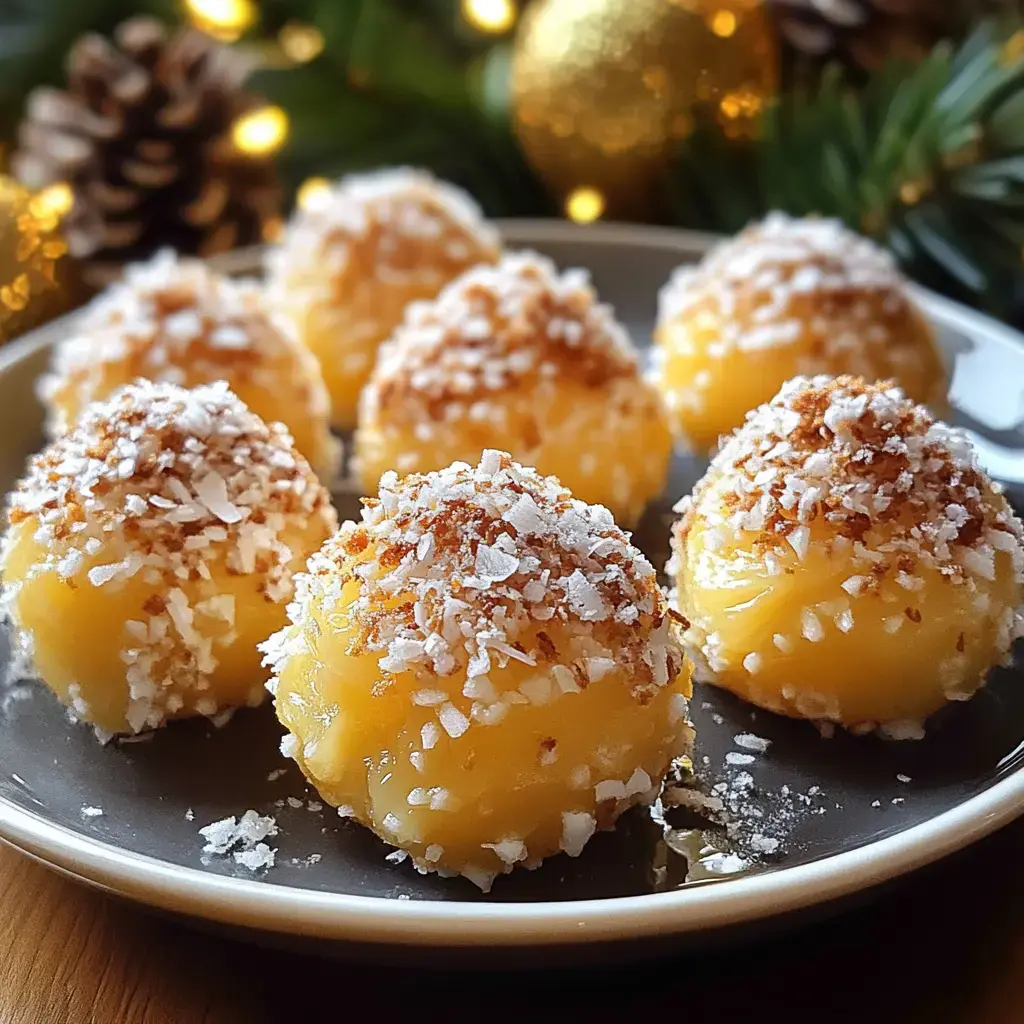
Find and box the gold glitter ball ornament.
[0,176,74,344]
[511,0,778,219]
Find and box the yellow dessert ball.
[39,250,339,479]
[671,375,1024,738]
[1,381,337,739]
[261,450,691,890]
[265,168,500,428]
[355,251,672,527]
[652,213,948,452]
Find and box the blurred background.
[1,0,1024,343]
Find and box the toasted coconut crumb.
[361,251,641,426]
[3,380,336,734]
[40,250,334,455]
[263,450,684,710]
[671,374,1024,735]
[657,213,920,367]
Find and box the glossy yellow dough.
[266,168,500,428]
[40,250,339,479]
[262,451,691,890]
[355,251,672,527]
[1,381,337,739]
[671,375,1024,738]
[652,213,948,452]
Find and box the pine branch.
[671,20,1024,318]
[250,0,551,217]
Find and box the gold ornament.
[511,0,777,219]
[0,176,76,345]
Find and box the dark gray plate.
[0,221,1023,955]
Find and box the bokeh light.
[565,187,605,224]
[232,107,289,157]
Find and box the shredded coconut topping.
[263,450,683,705]
[656,212,933,376]
[266,167,499,357]
[675,375,1024,586]
[361,250,641,426]
[672,375,1024,730]
[3,380,336,733]
[39,250,333,445]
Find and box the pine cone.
[12,17,281,289]
[768,0,1006,72]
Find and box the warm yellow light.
[232,106,289,157]
[710,9,738,37]
[279,22,325,63]
[462,0,517,34]
[899,179,927,206]
[297,176,333,211]
[184,0,256,42]
[565,187,605,224]
[29,182,74,222]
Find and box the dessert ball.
[355,252,672,527]
[265,168,500,428]
[652,213,948,452]
[262,450,691,890]
[1,381,337,739]
[40,251,339,479]
[671,375,1024,738]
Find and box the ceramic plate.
[0,221,1023,957]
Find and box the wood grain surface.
[1,818,1023,1024]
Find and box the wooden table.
[2,819,1023,1024]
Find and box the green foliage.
[250,0,551,217]
[2,1,1024,317]
[672,21,1024,316]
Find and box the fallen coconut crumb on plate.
[198,810,278,873]
[733,732,771,754]
[80,805,103,818]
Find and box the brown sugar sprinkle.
[262,450,684,707]
[656,213,921,367]
[39,250,331,437]
[673,375,1024,591]
[2,380,337,734]
[361,251,641,424]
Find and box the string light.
[709,10,737,38]
[279,22,325,64]
[565,187,605,224]
[899,179,929,206]
[297,177,333,211]
[184,0,256,42]
[232,107,289,157]
[462,0,517,34]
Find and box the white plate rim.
[0,218,1022,948]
